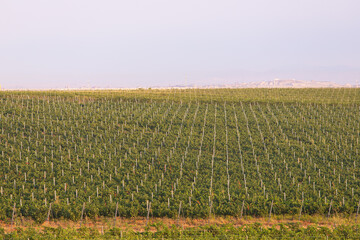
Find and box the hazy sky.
[1,0,359,89]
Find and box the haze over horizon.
[1,0,359,89]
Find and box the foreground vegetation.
[2,223,360,239]
[0,89,359,231]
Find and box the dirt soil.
[0,215,355,233]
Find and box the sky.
[0,0,359,89]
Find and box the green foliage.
[0,89,359,224]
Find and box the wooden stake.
[356,200,360,223]
[146,201,151,226]
[80,202,85,227]
[327,199,333,218]
[240,200,245,219]
[114,202,118,228]
[47,203,52,222]
[11,203,16,227]
[268,200,273,223]
[299,198,304,221]
[177,201,182,227]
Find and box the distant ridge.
[1,80,357,90]
[169,79,357,89]
[231,79,353,88]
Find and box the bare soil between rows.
[0,215,356,233]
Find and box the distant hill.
[170,79,356,89]
[231,79,353,88]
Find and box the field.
[0,88,360,238]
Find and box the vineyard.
[0,88,359,224]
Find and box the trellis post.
[47,203,52,222]
[268,200,273,223]
[299,199,304,221]
[80,202,86,227]
[114,202,118,228]
[11,203,16,227]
